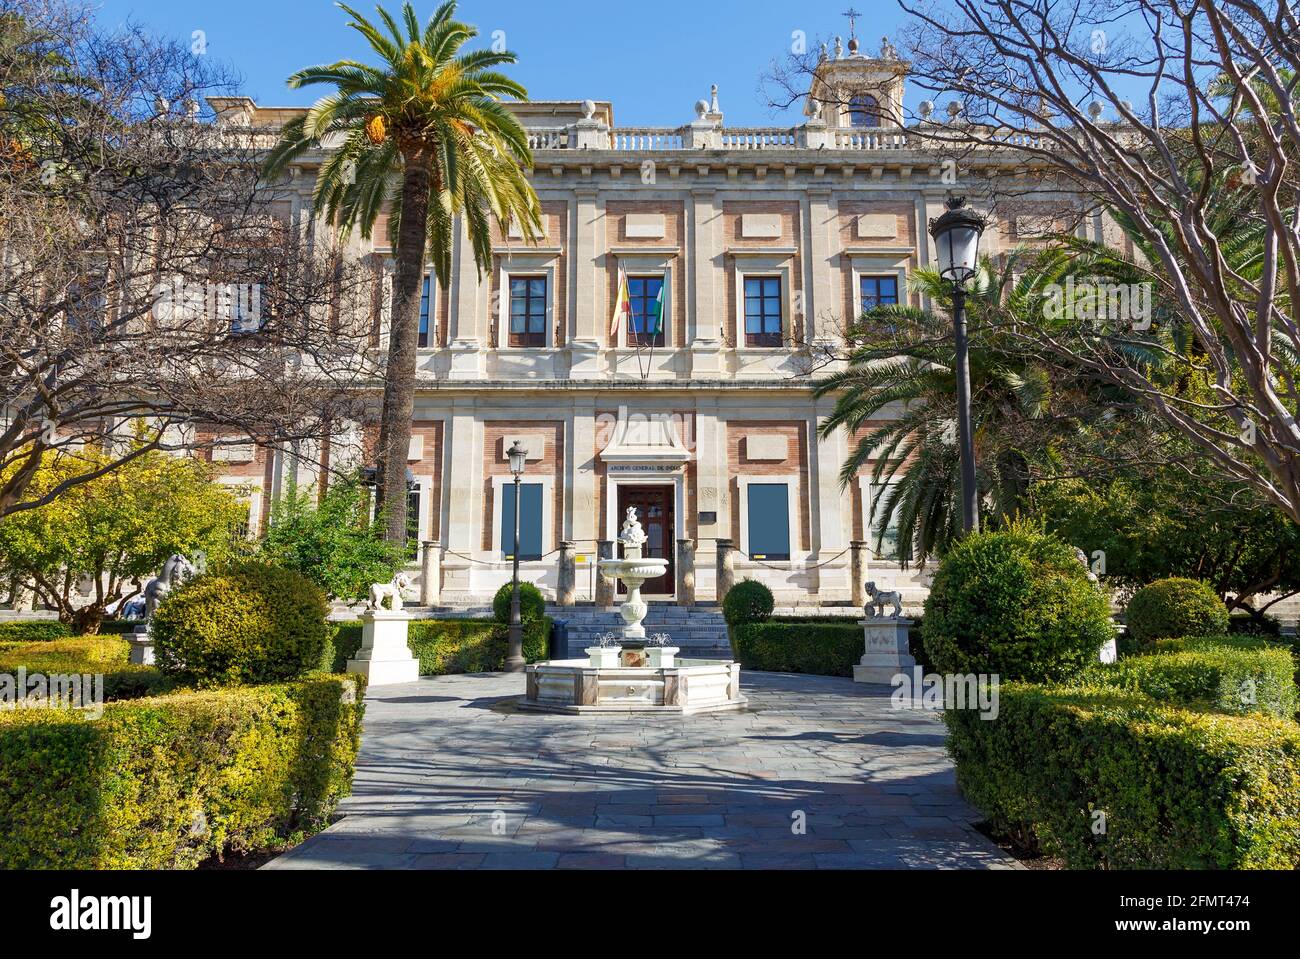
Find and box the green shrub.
[0,674,364,868]
[1126,577,1228,645]
[921,524,1114,682]
[946,683,1300,868]
[492,581,546,627]
[324,617,551,675]
[0,636,172,701]
[1086,637,1297,718]
[723,579,775,626]
[151,561,329,688]
[731,621,862,676]
[0,621,72,643]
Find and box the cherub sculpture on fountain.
[619,507,648,553]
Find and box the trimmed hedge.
[922,524,1114,683]
[0,637,172,701]
[492,581,546,627]
[1086,637,1298,718]
[946,682,1300,869]
[0,674,365,868]
[1126,577,1229,645]
[152,561,329,688]
[325,617,551,675]
[0,621,72,643]
[731,621,863,677]
[723,579,775,626]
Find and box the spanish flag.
[609,266,632,337]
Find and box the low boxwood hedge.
[1086,637,1298,718]
[0,674,365,869]
[0,621,72,643]
[731,620,863,677]
[0,636,172,701]
[946,682,1300,869]
[324,617,552,675]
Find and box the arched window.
[849,94,880,128]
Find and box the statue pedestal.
[853,617,916,685]
[347,610,419,686]
[128,625,154,666]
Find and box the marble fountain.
[521,508,747,715]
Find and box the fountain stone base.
[522,658,746,715]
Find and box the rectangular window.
[418,276,431,348]
[406,483,421,562]
[627,275,666,347]
[500,482,543,560]
[744,276,783,347]
[747,483,791,561]
[870,484,904,562]
[508,275,547,348]
[860,275,899,315]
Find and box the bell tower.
[805,17,909,130]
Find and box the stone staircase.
[547,603,733,659]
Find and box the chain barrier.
[732,546,852,573]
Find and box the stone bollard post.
[850,541,868,610]
[715,538,735,604]
[595,540,615,608]
[420,540,441,608]
[557,541,576,606]
[676,539,696,607]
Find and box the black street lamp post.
[505,440,528,672]
[928,196,986,535]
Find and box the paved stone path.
[267,671,1018,870]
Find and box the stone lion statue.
[369,571,414,612]
[865,581,904,619]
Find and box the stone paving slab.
[266,671,1019,870]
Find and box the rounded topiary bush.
[723,579,775,626]
[1126,577,1229,646]
[151,561,329,687]
[492,581,546,626]
[921,523,1113,683]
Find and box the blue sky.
[91,0,911,126]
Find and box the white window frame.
[613,255,675,348]
[737,474,799,562]
[730,251,796,350]
[491,475,555,560]
[497,256,558,350]
[847,254,909,322]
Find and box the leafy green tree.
[1033,468,1300,621]
[264,1,542,545]
[0,448,246,634]
[258,472,406,602]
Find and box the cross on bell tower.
[842,7,861,40]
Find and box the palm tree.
[265,2,542,544]
[815,253,1135,562]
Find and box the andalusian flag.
[610,266,632,337]
[646,283,665,336]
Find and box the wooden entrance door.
[616,485,675,597]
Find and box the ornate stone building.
[205,36,1104,608]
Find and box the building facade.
[205,38,1108,608]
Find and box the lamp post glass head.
[507,440,528,476]
[929,196,986,284]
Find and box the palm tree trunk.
[376,154,431,545]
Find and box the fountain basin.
[598,558,669,583]
[521,658,747,715]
